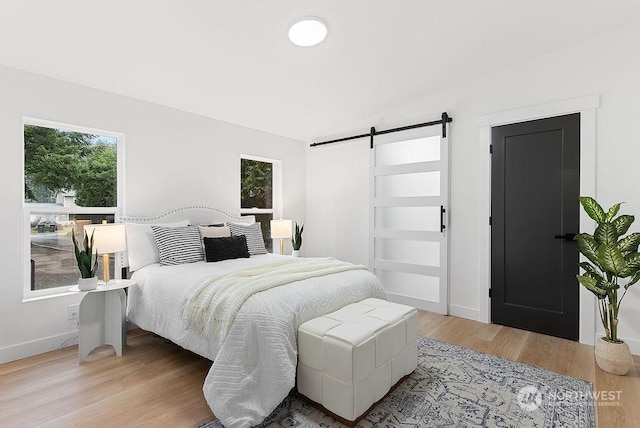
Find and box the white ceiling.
[1,1,639,142]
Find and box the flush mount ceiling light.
[288,17,328,47]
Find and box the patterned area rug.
[200,337,595,427]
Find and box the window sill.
[22,290,79,303]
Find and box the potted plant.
[576,196,640,375]
[291,222,304,257]
[72,229,99,290]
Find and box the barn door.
[370,125,449,314]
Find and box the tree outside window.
[24,125,117,207]
[24,122,119,292]
[241,159,273,210]
[240,157,278,252]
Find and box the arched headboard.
[117,206,255,274]
[119,206,254,226]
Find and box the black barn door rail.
[310,112,452,149]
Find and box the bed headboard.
[116,206,255,274]
[118,206,254,226]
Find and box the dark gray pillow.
[204,235,250,262]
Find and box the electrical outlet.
[68,304,79,320]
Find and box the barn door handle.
[554,233,576,241]
[440,206,446,233]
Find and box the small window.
[241,158,273,210]
[240,156,282,253]
[24,119,122,295]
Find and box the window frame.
[22,118,124,300]
[240,154,282,252]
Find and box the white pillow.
[125,220,189,271]
[198,225,231,239]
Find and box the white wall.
[306,22,640,354]
[0,65,306,363]
[305,141,370,265]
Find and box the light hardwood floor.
[1,313,639,427]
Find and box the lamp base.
[103,253,111,284]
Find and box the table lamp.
[83,222,126,284]
[270,219,292,255]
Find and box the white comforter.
[127,254,386,427]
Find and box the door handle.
[440,206,446,233]
[554,233,577,241]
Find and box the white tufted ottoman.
[296,298,418,424]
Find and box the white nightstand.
[70,279,134,363]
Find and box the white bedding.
[127,254,386,428]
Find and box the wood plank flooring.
[1,313,639,427]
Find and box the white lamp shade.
[270,219,292,239]
[83,223,126,254]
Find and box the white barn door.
[370,125,449,314]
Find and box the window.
[23,119,123,297]
[240,155,282,253]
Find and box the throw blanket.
[203,264,386,428]
[183,257,368,343]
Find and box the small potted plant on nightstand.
[291,222,304,257]
[72,229,99,290]
[576,196,640,375]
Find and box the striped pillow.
[151,225,204,265]
[227,222,267,255]
[124,220,190,271]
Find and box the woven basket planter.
[595,337,633,375]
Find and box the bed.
[119,207,386,428]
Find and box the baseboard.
[385,292,445,314]
[448,304,481,322]
[0,321,140,364]
[0,330,79,364]
[385,293,482,321]
[624,337,640,356]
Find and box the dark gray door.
[491,113,580,340]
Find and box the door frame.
[476,94,599,346]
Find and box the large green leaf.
[576,233,601,267]
[613,215,635,236]
[619,252,640,278]
[579,262,604,282]
[599,280,620,291]
[77,252,92,278]
[618,232,640,254]
[576,275,607,297]
[594,222,618,245]
[578,261,596,273]
[598,244,626,275]
[579,196,606,223]
[72,229,97,278]
[625,252,640,268]
[606,203,622,221]
[626,271,640,289]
